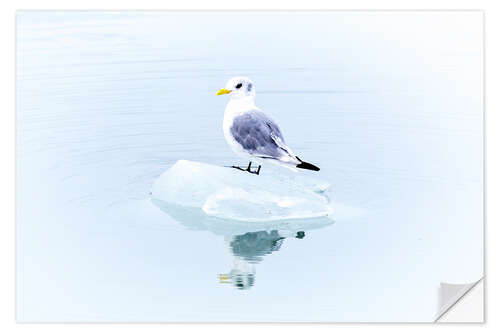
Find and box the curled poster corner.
[435,278,484,323]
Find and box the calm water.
[16,12,483,322]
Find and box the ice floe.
[151,160,333,222]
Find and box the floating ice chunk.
[151,160,333,222]
[151,199,334,236]
[202,187,330,222]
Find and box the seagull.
[217,77,320,175]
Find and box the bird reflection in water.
[151,199,332,291]
[219,230,305,290]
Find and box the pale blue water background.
[16,11,483,322]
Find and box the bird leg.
[246,163,261,175]
[231,162,262,175]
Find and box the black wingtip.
[295,156,320,171]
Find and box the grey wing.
[230,110,292,159]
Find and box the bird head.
[219,270,255,290]
[216,77,256,100]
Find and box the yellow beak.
[219,274,231,283]
[216,88,231,96]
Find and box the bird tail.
[295,156,320,171]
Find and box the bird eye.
[235,83,243,89]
